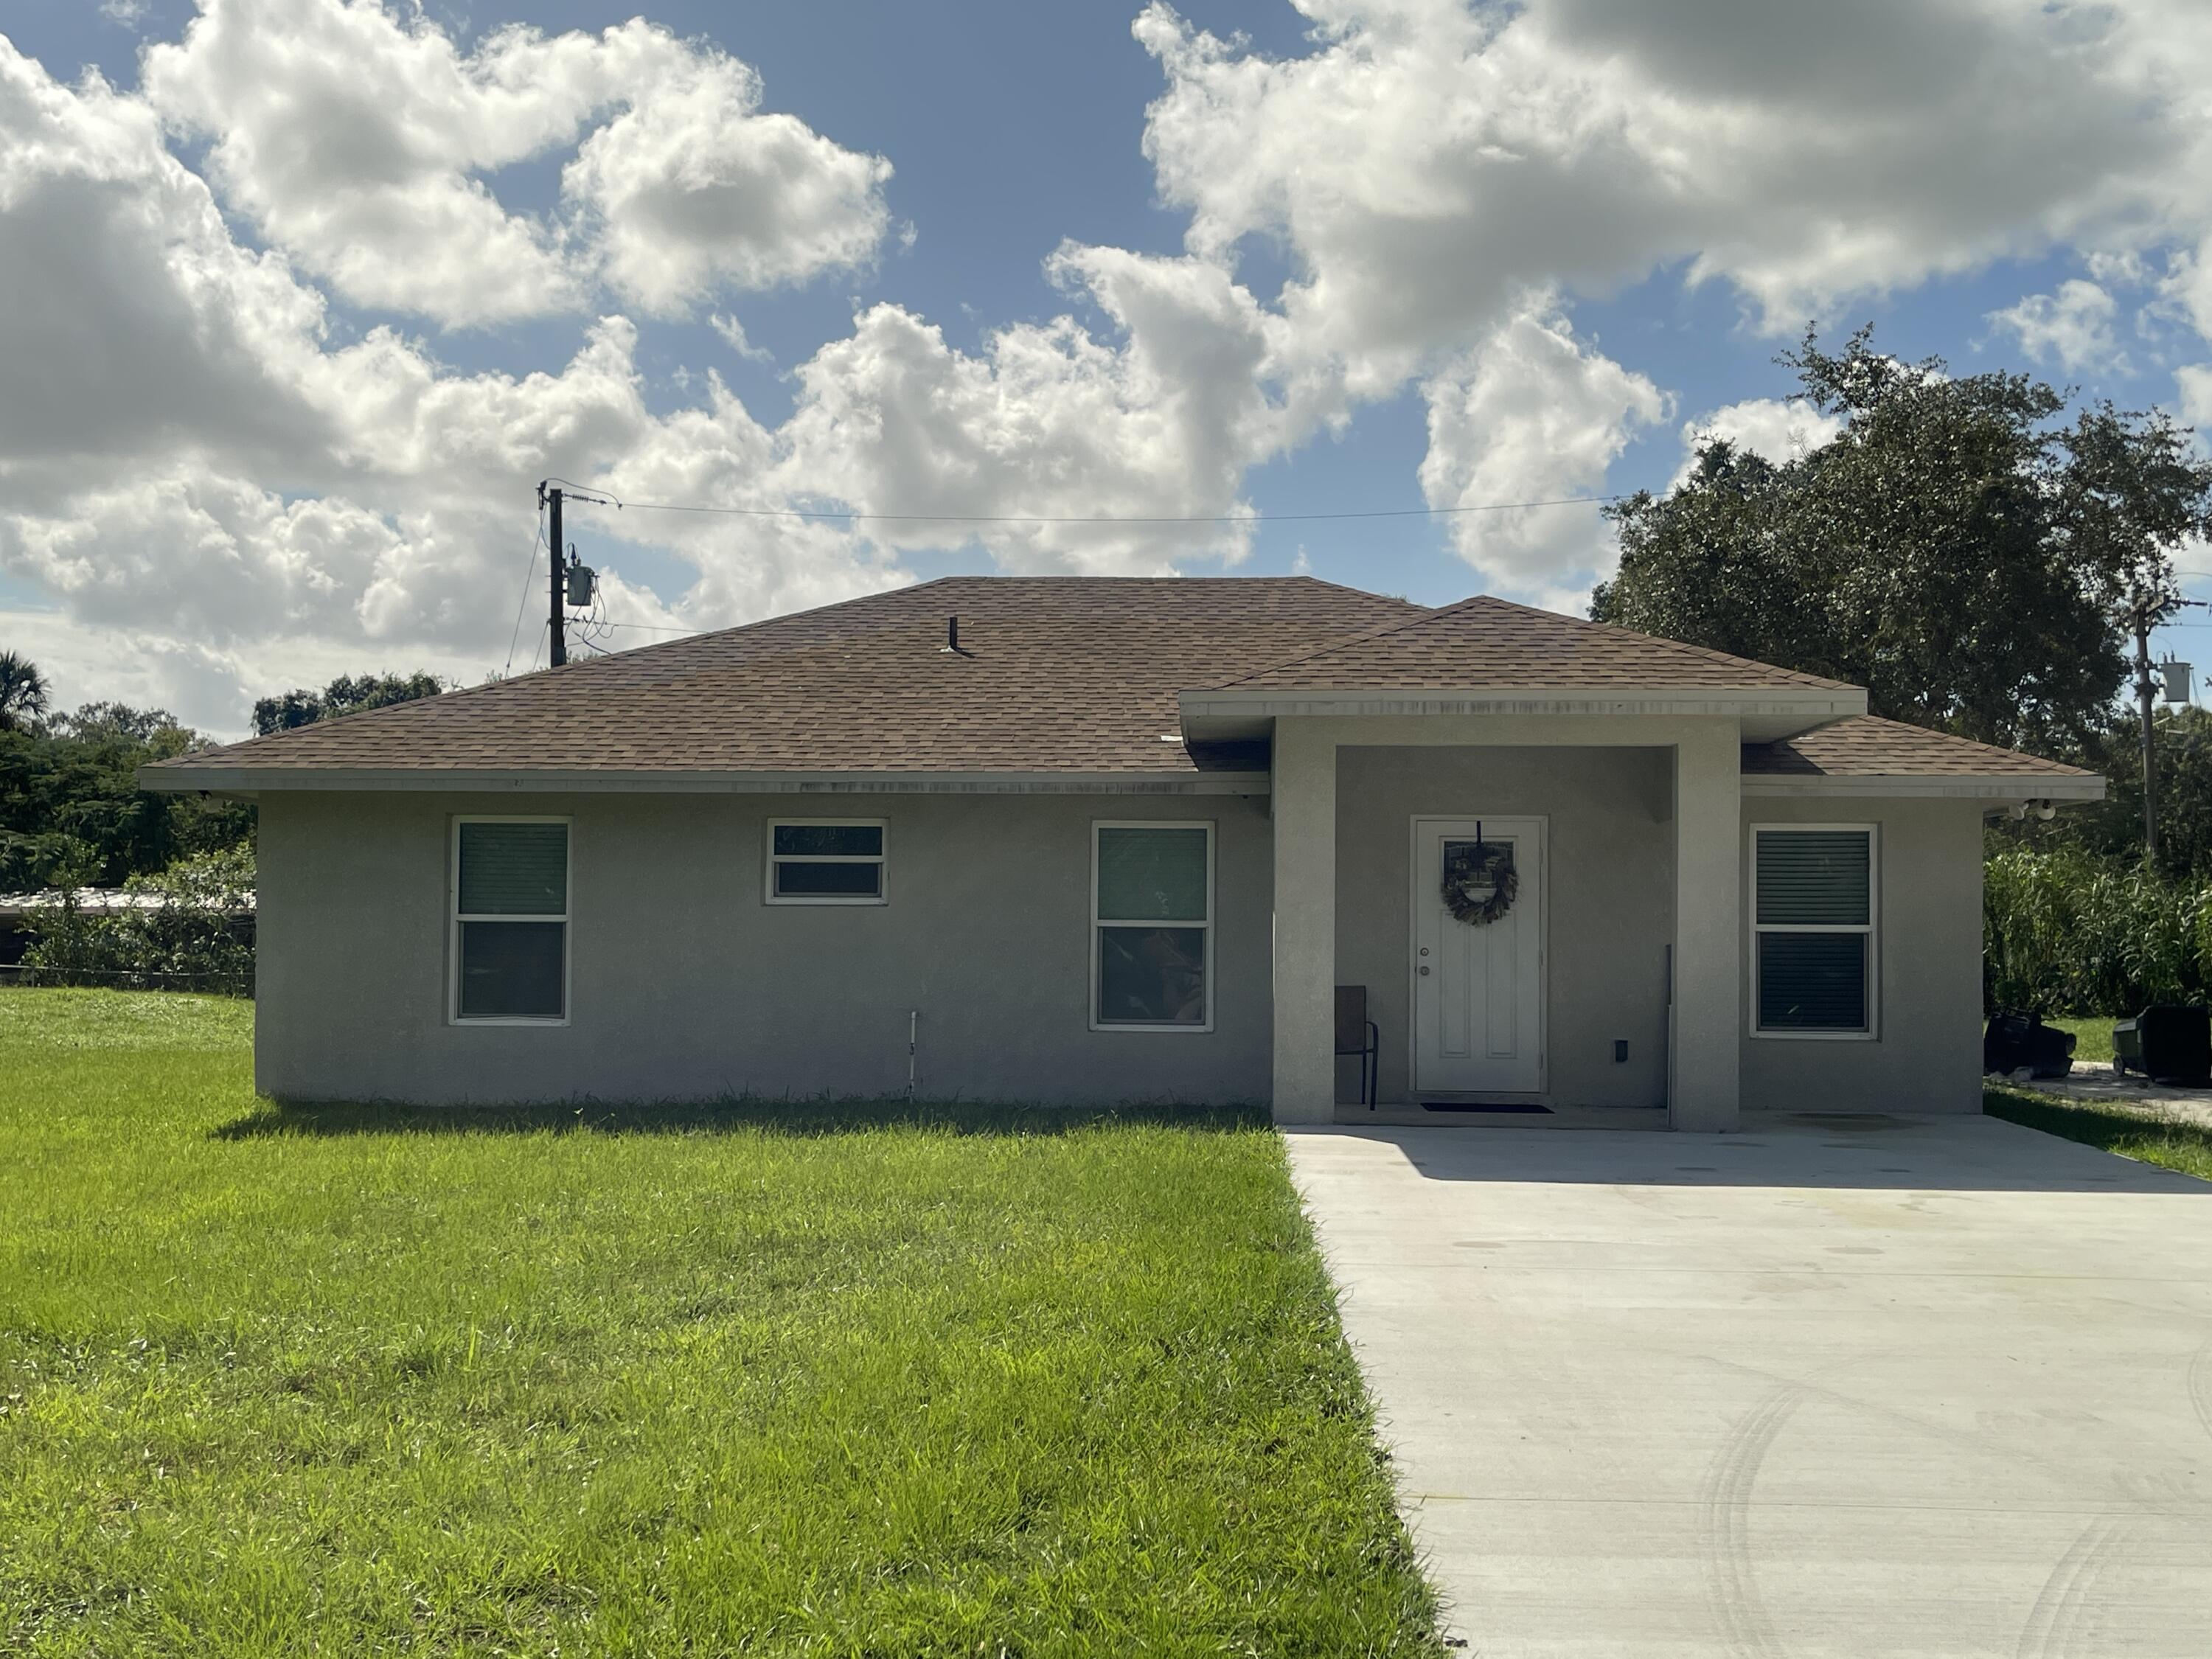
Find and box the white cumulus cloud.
[0,35,1286,732]
[1135,0,2212,362]
[1418,304,1666,606]
[565,49,891,317]
[1986,279,2124,373]
[1671,397,1846,487]
[2177,364,2212,434]
[142,0,891,327]
[15,0,2212,728]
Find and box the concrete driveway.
[1286,1115,2212,1658]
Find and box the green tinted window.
[773,824,883,858]
[459,821,568,916]
[1756,831,1868,927]
[459,921,566,1020]
[1758,933,1868,1031]
[1097,927,1207,1025]
[776,861,883,897]
[1096,827,1208,921]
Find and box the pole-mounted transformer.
[537,482,597,668]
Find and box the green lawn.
[2043,1015,2115,1065]
[1983,1083,2212,1182]
[0,990,1444,1658]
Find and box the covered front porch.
[1262,714,1752,1133]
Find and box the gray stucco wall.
[1334,746,1677,1107]
[1738,794,1986,1113]
[1329,747,1988,1115]
[255,790,1273,1105]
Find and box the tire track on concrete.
[2014,1514,2132,1659]
[1700,1381,1811,1659]
[2190,1332,2212,1448]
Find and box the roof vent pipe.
[939,615,967,655]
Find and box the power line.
[504,510,546,677]
[537,476,1622,528]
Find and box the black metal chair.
[1335,985,1380,1110]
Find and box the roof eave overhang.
[136,765,1273,798]
[1178,684,1865,743]
[1741,773,2105,801]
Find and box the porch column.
[1271,719,1337,1125]
[1672,723,1742,1131]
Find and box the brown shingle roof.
[1745,716,2096,779]
[151,577,1427,777]
[1213,594,1852,692]
[150,580,2079,785]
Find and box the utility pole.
[546,484,566,667]
[2137,603,2157,862]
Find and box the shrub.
[1984,845,2212,1015]
[21,846,254,996]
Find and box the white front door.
[1412,816,1544,1096]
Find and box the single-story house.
[142,577,2100,1130]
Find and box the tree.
[1991,706,2212,883]
[49,701,192,747]
[0,703,252,890]
[1591,328,2212,752]
[0,650,49,732]
[251,671,445,737]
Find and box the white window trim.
[1749,822,1879,1042]
[1089,819,1216,1034]
[765,818,888,906]
[450,814,572,1028]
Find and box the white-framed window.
[451,816,570,1025]
[1751,824,1877,1039]
[1091,821,1214,1032]
[766,819,887,905]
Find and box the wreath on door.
[1441,836,1517,926]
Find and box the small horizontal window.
[767,820,886,905]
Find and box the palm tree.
[0,650,49,732]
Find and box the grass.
[2042,1015,2115,1065]
[1983,1084,2212,1182]
[0,990,1445,1658]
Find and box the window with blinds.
[1753,827,1875,1035]
[1092,822,1213,1030]
[453,818,569,1023]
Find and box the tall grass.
[1983,846,2212,1014]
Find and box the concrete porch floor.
[1335,1105,1669,1130]
[1287,1113,2212,1657]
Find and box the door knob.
[1419,965,1430,976]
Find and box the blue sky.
[5,1,2212,732]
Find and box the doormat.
[1421,1101,1552,1114]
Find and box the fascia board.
[137,766,1273,798]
